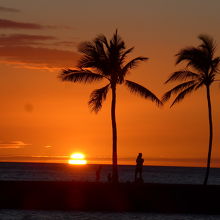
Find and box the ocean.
[0,162,220,184]
[0,162,220,220]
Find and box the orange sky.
[1,0,220,167]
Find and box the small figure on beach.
[135,153,144,182]
[107,172,112,183]
[96,165,102,182]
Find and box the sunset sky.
[1,0,220,166]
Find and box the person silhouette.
[96,165,102,182]
[135,153,144,182]
[107,172,112,183]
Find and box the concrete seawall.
[0,181,219,213]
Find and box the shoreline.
[0,181,219,213]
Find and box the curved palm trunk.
[204,85,213,185]
[111,85,118,183]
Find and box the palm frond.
[59,69,104,83]
[78,41,94,55]
[88,84,110,112]
[125,80,162,106]
[165,70,199,83]
[212,57,220,72]
[194,80,205,90]
[121,57,148,77]
[97,34,110,50]
[120,47,134,63]
[176,47,209,73]
[94,38,108,60]
[198,34,215,57]
[77,40,109,73]
[77,41,99,68]
[175,47,195,65]
[164,34,218,108]
[110,29,125,50]
[170,84,197,107]
[162,80,196,102]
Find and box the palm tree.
[162,34,220,185]
[59,30,162,183]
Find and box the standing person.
[96,165,102,182]
[135,153,144,182]
[107,173,112,183]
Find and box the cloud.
[0,34,56,46]
[44,146,53,148]
[0,155,68,162]
[0,19,73,30]
[0,31,78,69]
[0,34,79,69]
[0,141,30,149]
[52,41,77,47]
[0,34,77,48]
[0,19,46,29]
[0,45,79,69]
[0,6,20,13]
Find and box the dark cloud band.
[0,34,56,46]
[0,19,44,29]
[0,6,20,13]
[0,46,79,69]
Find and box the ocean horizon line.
[0,157,220,168]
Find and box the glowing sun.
[68,153,87,165]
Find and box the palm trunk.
[203,85,213,185]
[111,85,118,183]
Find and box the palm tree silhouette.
[162,34,220,185]
[59,30,162,183]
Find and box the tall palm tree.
[162,34,220,185]
[59,30,162,183]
